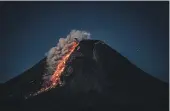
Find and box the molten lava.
[30,41,79,97]
[50,41,79,86]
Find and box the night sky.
[0,1,169,83]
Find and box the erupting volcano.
[1,30,168,111]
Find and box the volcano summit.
[1,30,169,111]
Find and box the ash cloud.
[45,30,91,77]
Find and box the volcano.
[1,40,169,111]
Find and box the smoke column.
[44,30,91,80]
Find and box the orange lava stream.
[31,42,79,96]
[50,41,79,86]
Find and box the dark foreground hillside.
[1,40,169,111]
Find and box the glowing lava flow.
[31,41,79,97]
[50,41,79,86]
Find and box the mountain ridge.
[1,39,168,111]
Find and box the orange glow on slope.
[31,42,79,96]
[50,41,79,86]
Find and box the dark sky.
[0,1,169,83]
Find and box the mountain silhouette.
[1,40,169,111]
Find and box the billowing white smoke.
[45,30,91,77]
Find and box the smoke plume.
[45,30,91,77]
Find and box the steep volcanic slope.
[1,58,46,103]
[1,40,169,111]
